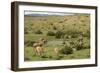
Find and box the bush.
[24,29,28,34]
[24,57,31,61]
[71,34,79,38]
[53,26,57,30]
[75,42,83,50]
[47,31,55,36]
[75,44,82,50]
[62,41,66,44]
[83,30,90,38]
[24,40,35,47]
[82,42,90,49]
[55,31,64,39]
[66,29,81,38]
[60,45,73,55]
[34,30,43,34]
[24,26,29,34]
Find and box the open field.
[24,46,90,61]
[24,13,90,61]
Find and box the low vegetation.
[24,13,90,61]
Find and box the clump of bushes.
[83,30,90,38]
[53,26,57,30]
[75,44,83,50]
[24,57,31,61]
[24,40,35,47]
[24,30,28,34]
[81,41,90,49]
[24,26,29,34]
[47,30,65,39]
[66,28,81,38]
[75,40,84,50]
[60,45,73,55]
[71,34,77,38]
[55,31,64,39]
[59,21,63,23]
[34,30,43,34]
[47,31,55,36]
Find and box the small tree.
[60,45,73,55]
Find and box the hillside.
[24,14,90,35]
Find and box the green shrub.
[24,30,28,34]
[24,26,29,34]
[24,40,35,47]
[55,31,64,39]
[75,44,82,50]
[66,29,81,38]
[62,41,66,44]
[60,45,73,55]
[75,42,83,50]
[83,30,90,38]
[47,31,55,36]
[24,57,31,61]
[71,34,79,38]
[82,42,90,49]
[53,26,57,30]
[34,30,43,34]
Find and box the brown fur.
[33,38,47,56]
[54,48,59,56]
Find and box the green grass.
[24,14,90,61]
[24,34,90,61]
[24,46,90,61]
[25,34,56,41]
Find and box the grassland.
[24,13,90,61]
[24,47,90,61]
